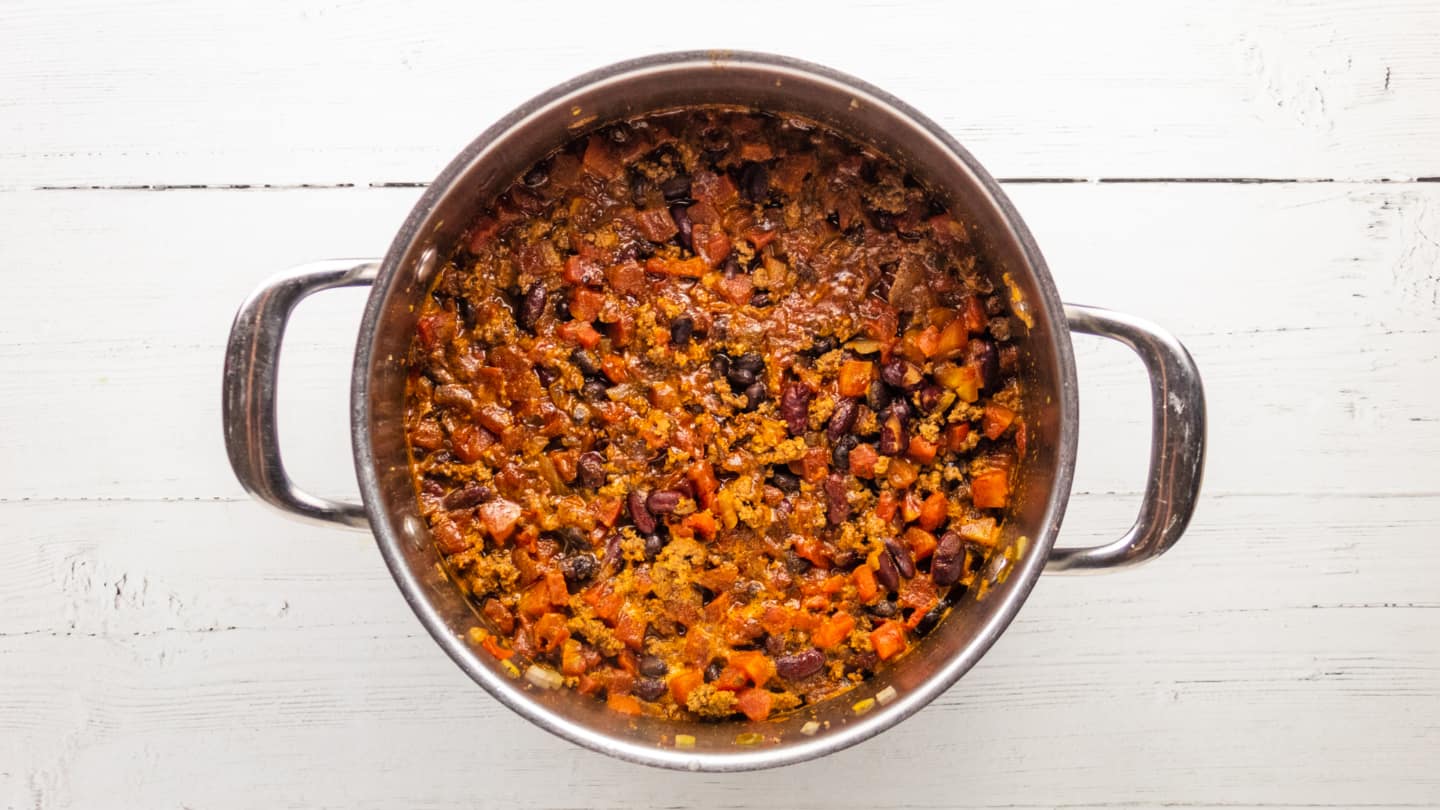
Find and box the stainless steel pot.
[222,51,1205,771]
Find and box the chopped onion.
[525,665,564,690]
[875,686,898,706]
[799,721,821,736]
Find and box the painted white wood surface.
[2,2,1438,808]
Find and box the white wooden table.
[4,2,1437,807]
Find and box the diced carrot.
[714,665,749,692]
[849,443,880,479]
[729,651,777,688]
[560,638,587,676]
[480,635,514,660]
[945,423,972,451]
[518,581,550,618]
[687,461,719,509]
[794,535,832,569]
[789,447,830,483]
[736,687,774,722]
[692,223,733,268]
[606,692,643,716]
[570,288,605,322]
[853,565,878,602]
[615,607,647,651]
[904,526,938,561]
[590,495,623,528]
[803,594,829,611]
[837,360,874,397]
[556,320,602,348]
[600,353,629,384]
[761,605,793,636]
[982,403,1016,439]
[886,458,918,490]
[971,469,1011,509]
[875,490,898,522]
[545,569,569,606]
[533,611,570,653]
[907,436,939,465]
[812,612,856,649]
[918,491,949,531]
[669,669,705,704]
[564,254,603,285]
[683,510,718,541]
[477,499,522,543]
[870,620,907,661]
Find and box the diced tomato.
[849,443,880,479]
[605,259,646,294]
[683,510,718,541]
[736,687,774,722]
[714,665,749,692]
[918,491,949,531]
[870,620,907,661]
[945,422,972,451]
[982,403,1016,439]
[615,607,647,651]
[634,208,678,243]
[906,436,939,464]
[794,535,832,569]
[853,565,878,602]
[545,569,569,606]
[590,495,623,528]
[886,458,918,490]
[570,288,605,322]
[971,469,1011,510]
[692,223,732,267]
[606,693,643,716]
[669,669,705,704]
[556,320,602,348]
[717,272,753,305]
[904,526,938,561]
[563,254,603,285]
[533,611,570,654]
[600,353,629,384]
[477,499,522,543]
[761,605,793,636]
[518,581,550,618]
[875,490,898,522]
[837,360,874,397]
[417,311,457,350]
[811,612,855,649]
[482,598,515,635]
[687,461,719,509]
[789,447,830,483]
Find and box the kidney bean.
[520,284,547,331]
[647,489,683,514]
[669,315,695,346]
[661,174,693,202]
[824,474,850,526]
[966,338,999,389]
[884,537,916,578]
[832,548,858,569]
[743,381,768,411]
[601,532,623,570]
[775,648,825,680]
[561,552,598,587]
[434,384,475,413]
[633,677,667,702]
[931,531,964,587]
[780,382,812,435]
[442,483,491,511]
[827,397,860,440]
[769,469,801,493]
[881,358,924,391]
[867,599,898,619]
[639,655,669,678]
[831,434,859,469]
[865,379,892,412]
[915,383,943,413]
[875,551,900,592]
[577,451,606,489]
[669,204,694,251]
[628,490,657,534]
[878,408,908,456]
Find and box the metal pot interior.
[353,51,1077,770]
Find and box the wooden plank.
[3,0,1440,186]
[1,495,1436,808]
[0,183,1434,500]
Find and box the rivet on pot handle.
[222,260,380,529]
[1047,305,1206,572]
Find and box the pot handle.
[1046,304,1206,572]
[222,260,381,530]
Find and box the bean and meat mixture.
[404,109,1026,723]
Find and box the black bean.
[661,174,692,202]
[832,548,858,569]
[629,173,651,207]
[985,294,1006,316]
[809,335,839,356]
[556,526,589,552]
[670,204,693,251]
[535,365,558,387]
[457,297,478,329]
[827,398,860,440]
[865,379,892,412]
[700,128,731,158]
[750,290,771,308]
[647,489,683,515]
[520,284,546,331]
[734,352,765,374]
[988,316,1012,342]
[824,474,850,526]
[769,469,801,493]
[875,551,900,592]
[669,315,695,346]
[571,348,602,378]
[743,381,768,411]
[867,599,898,618]
[577,451,606,489]
[966,338,999,390]
[704,660,725,683]
[740,162,769,202]
[639,655,669,678]
[606,122,633,145]
[913,604,946,637]
[710,352,731,381]
[633,677,667,702]
[442,483,491,511]
[785,548,811,575]
[831,434,859,470]
[765,634,786,656]
[878,409,908,456]
[561,552,598,587]
[881,358,924,391]
[884,537,916,578]
[780,382,812,435]
[628,490,657,534]
[522,162,549,188]
[932,531,964,587]
[722,254,742,276]
[775,648,825,680]
[643,532,667,559]
[916,383,945,413]
[580,379,609,402]
[727,366,757,389]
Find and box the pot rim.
[351,49,1078,771]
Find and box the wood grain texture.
[3,1,1439,806]
[2,0,1440,186]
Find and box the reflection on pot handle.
[222,260,380,530]
[1047,305,1207,573]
